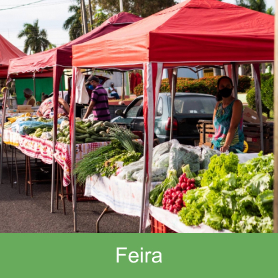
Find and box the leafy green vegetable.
[178,152,274,233]
[246,173,272,197]
[149,170,178,207]
[256,190,274,218]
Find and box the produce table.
[84,175,159,217]
[84,152,260,232]
[3,129,110,186]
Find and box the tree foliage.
[18,19,52,54]
[91,0,177,18]
[63,0,83,40]
[236,0,274,15]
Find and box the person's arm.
[58,98,70,113]
[213,101,220,125]
[220,100,243,152]
[83,100,96,119]
[37,108,43,117]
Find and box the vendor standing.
[83,75,111,121]
[211,76,244,153]
[23,88,36,107]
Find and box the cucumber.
[76,127,88,134]
[90,136,111,141]
[88,130,98,136]
[104,122,114,128]
[94,126,103,133]
[76,134,90,140]
[81,122,91,128]
[85,138,96,143]
[99,131,108,137]
[93,121,103,128]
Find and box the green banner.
[0,234,276,277]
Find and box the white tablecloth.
[84,175,159,217]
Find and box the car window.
[126,98,143,117]
[174,96,216,114]
[156,98,163,116]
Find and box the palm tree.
[63,0,83,40]
[18,19,52,54]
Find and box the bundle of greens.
[74,126,144,182]
[178,152,274,233]
[149,170,178,207]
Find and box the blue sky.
[0,0,275,53]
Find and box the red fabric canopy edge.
[8,12,142,76]
[72,0,274,69]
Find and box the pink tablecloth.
[4,129,110,187]
[54,141,109,186]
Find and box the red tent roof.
[72,0,274,68]
[0,34,26,78]
[8,12,141,75]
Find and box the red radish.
[176,205,182,211]
[163,205,166,210]
[182,190,187,194]
[191,178,195,183]
[178,193,183,198]
[181,183,186,189]
[176,185,182,191]
[173,209,177,214]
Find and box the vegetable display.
[178,152,274,233]
[74,127,143,183]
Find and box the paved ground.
[0,147,149,233]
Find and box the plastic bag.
[152,141,172,162]
[133,167,167,182]
[168,140,201,175]
[153,152,169,168]
[200,145,221,169]
[60,120,69,130]
[116,160,144,181]
[40,132,52,140]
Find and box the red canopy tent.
[71,0,274,232]
[5,12,142,219]
[0,34,26,78]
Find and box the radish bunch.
[162,173,196,214]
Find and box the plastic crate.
[150,215,177,233]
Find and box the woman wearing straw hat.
[23,88,36,107]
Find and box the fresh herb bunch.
[74,141,124,183]
[109,126,143,154]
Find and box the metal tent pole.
[139,132,147,233]
[231,62,238,99]
[170,68,177,140]
[274,8,278,233]
[0,88,8,184]
[71,68,77,232]
[253,64,264,153]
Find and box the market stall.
[81,138,271,233]
[6,12,142,217]
[72,0,274,232]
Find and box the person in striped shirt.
[83,75,111,121]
